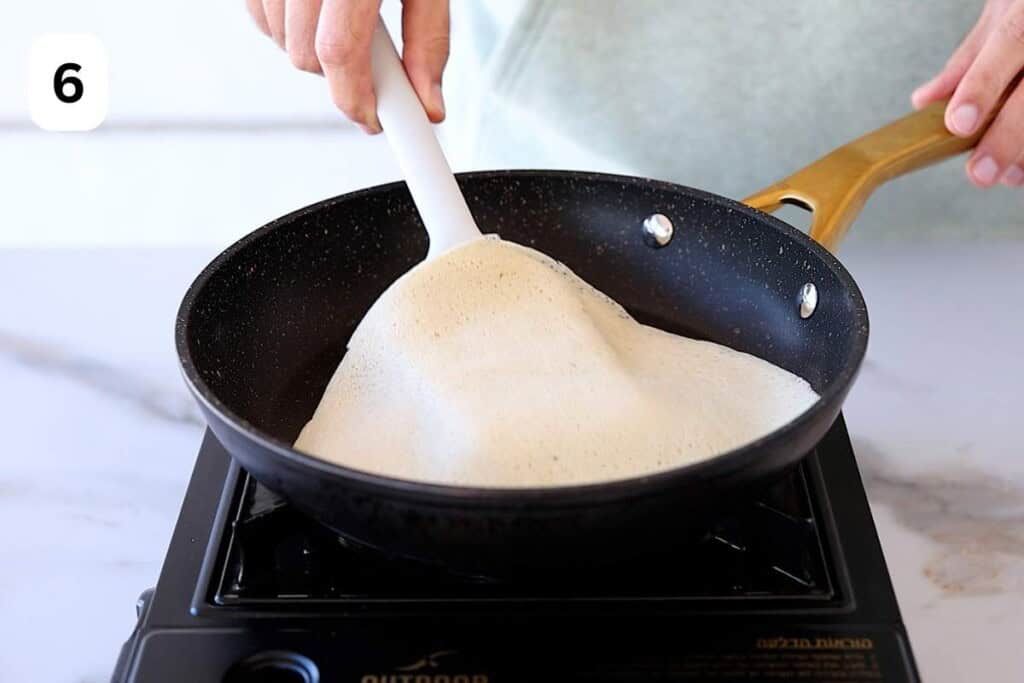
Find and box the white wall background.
[0,1,393,121]
[0,0,503,247]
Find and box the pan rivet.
[799,283,818,319]
[642,213,674,247]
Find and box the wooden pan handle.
[742,100,996,251]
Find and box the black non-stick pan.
[176,102,987,576]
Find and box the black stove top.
[216,465,832,604]
[112,416,919,682]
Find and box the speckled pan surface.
[176,170,868,574]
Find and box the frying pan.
[177,102,989,576]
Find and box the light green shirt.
[445,0,1021,244]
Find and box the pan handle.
[742,100,995,251]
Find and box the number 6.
[54,63,83,104]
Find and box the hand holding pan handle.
[743,98,1003,252]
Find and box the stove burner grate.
[213,464,835,606]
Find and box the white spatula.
[370,18,482,259]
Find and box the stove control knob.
[225,651,320,683]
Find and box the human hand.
[912,0,1024,187]
[246,0,449,134]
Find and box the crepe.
[294,236,818,487]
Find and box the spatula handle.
[370,18,481,258]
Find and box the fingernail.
[911,84,928,106]
[1002,165,1024,187]
[365,108,382,134]
[971,155,999,185]
[431,83,445,120]
[950,104,979,135]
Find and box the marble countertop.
[1,241,1021,683]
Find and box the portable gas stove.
[112,415,918,682]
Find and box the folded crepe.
[295,236,818,487]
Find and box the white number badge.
[28,33,109,132]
